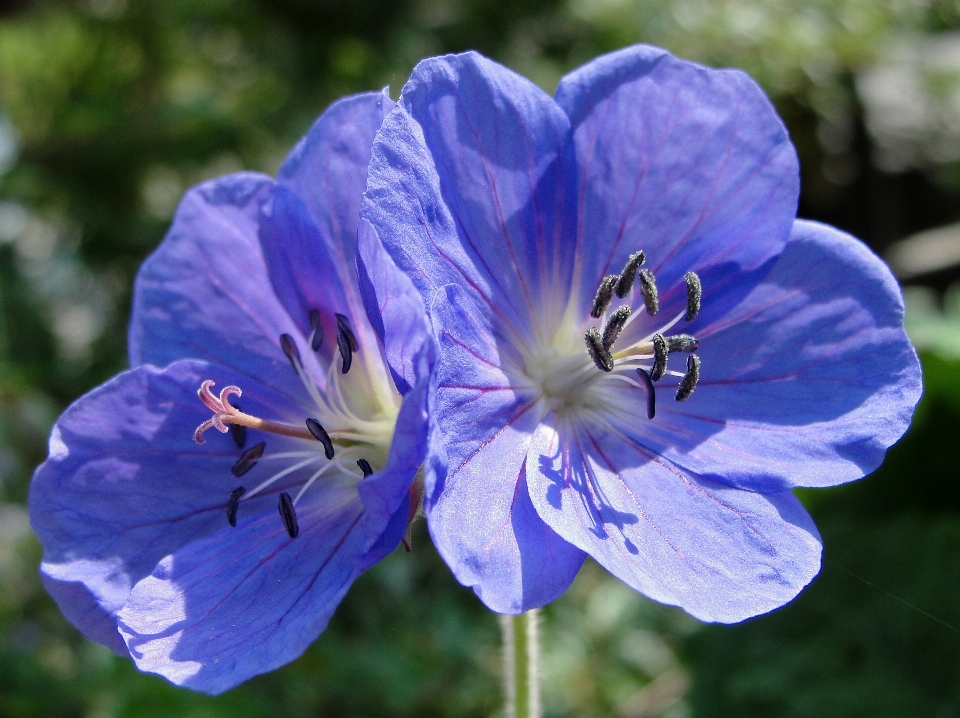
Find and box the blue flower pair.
[30,45,922,693]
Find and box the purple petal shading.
[278,91,394,278]
[554,45,799,328]
[257,183,360,357]
[356,335,436,570]
[29,360,313,653]
[526,417,822,623]
[362,52,576,340]
[118,480,369,694]
[356,218,432,394]
[129,174,304,400]
[627,220,923,492]
[428,285,585,612]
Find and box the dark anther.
[335,313,360,352]
[650,333,668,381]
[309,309,323,351]
[357,458,373,477]
[228,402,247,448]
[306,418,335,460]
[615,251,646,298]
[278,492,299,538]
[231,442,266,477]
[590,275,618,319]
[337,328,353,374]
[639,269,659,315]
[636,368,656,420]
[666,334,699,353]
[602,306,632,350]
[676,354,701,402]
[684,271,701,322]
[585,328,614,372]
[280,333,302,370]
[227,486,245,527]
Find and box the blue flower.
[359,47,923,621]
[30,91,432,693]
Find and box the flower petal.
[118,481,369,694]
[624,220,923,492]
[427,285,585,612]
[278,91,394,274]
[29,359,321,651]
[554,44,799,327]
[356,218,432,394]
[129,174,303,399]
[526,417,822,623]
[362,52,575,341]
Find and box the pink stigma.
[194,380,243,444]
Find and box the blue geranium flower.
[359,46,923,621]
[30,91,432,693]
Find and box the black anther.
[639,269,659,315]
[228,402,247,449]
[650,333,668,381]
[306,418,335,460]
[615,251,646,298]
[357,458,373,477]
[585,328,614,372]
[227,486,245,527]
[337,328,353,374]
[590,275,618,319]
[278,492,299,538]
[602,306,632,350]
[231,442,266,477]
[335,313,360,352]
[280,333,302,370]
[309,309,323,351]
[675,354,701,402]
[666,334,699,353]
[684,271,701,322]
[635,368,656,420]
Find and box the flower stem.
[501,609,541,718]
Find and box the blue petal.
[554,45,799,327]
[278,91,394,272]
[426,285,585,612]
[356,218,432,394]
[30,360,309,653]
[362,52,576,341]
[526,417,823,623]
[623,220,923,492]
[118,480,371,694]
[129,174,304,399]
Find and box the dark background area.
[1,0,959,716]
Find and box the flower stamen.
[227,486,245,527]
[278,492,299,538]
[638,268,659,315]
[231,441,266,477]
[675,354,701,401]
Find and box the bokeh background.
[1,0,959,716]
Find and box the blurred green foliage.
[2,0,960,716]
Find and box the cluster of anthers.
[583,250,702,419]
[192,310,389,539]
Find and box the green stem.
[501,609,541,718]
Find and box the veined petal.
[265,92,394,349]
[356,218,432,395]
[129,174,304,399]
[526,417,822,623]
[29,360,310,652]
[428,285,584,612]
[278,91,395,271]
[118,481,368,695]
[362,52,576,349]
[636,220,922,492]
[554,45,799,327]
